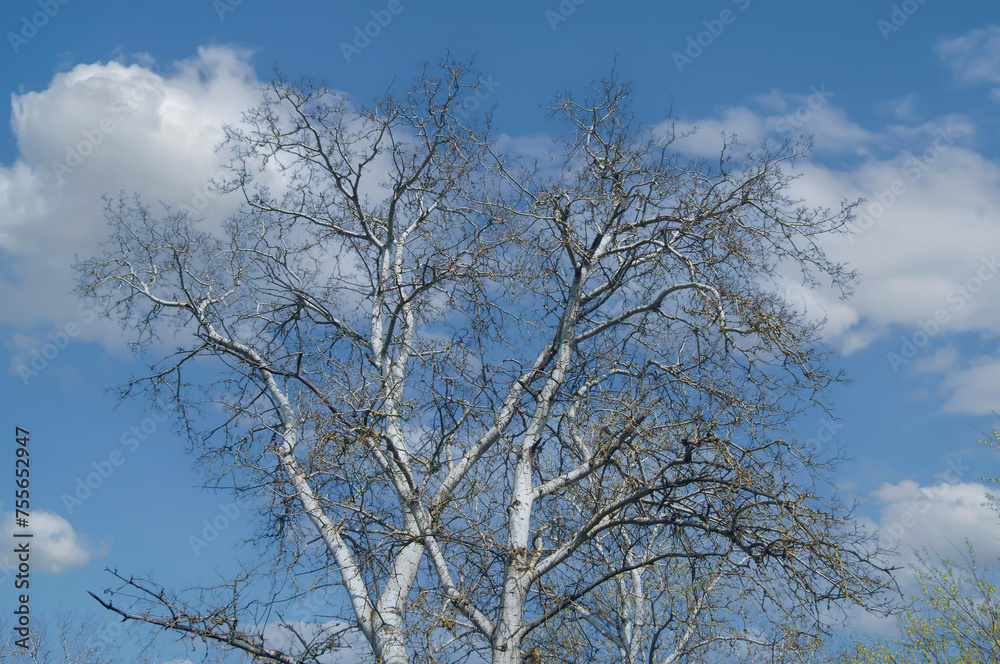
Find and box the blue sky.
[2,0,1000,658]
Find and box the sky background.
[1,0,1000,660]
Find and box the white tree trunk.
[374,632,410,664]
[493,572,527,664]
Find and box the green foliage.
[843,544,1000,663]
[840,429,1000,664]
[981,430,1000,515]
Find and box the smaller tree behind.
[0,612,118,664]
[842,544,999,664]
[0,610,250,663]
[841,431,1000,664]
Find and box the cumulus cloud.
[664,82,1000,414]
[670,105,768,157]
[806,145,1000,336]
[0,507,101,574]
[827,477,1000,638]
[667,86,871,159]
[864,480,1000,570]
[803,135,1000,404]
[839,479,999,634]
[662,91,1000,361]
[0,46,264,358]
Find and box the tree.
[0,610,196,664]
[840,431,1000,664]
[841,544,1000,664]
[534,542,837,663]
[0,612,118,664]
[77,60,892,664]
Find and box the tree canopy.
[77,60,893,664]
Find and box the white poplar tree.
[79,61,892,664]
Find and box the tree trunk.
[492,575,526,664]
[374,629,410,664]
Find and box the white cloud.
[663,93,1000,368]
[910,344,960,375]
[937,25,1000,99]
[0,46,264,353]
[865,480,1000,568]
[0,508,101,574]
[617,92,1000,419]
[843,479,1000,636]
[939,352,1000,415]
[668,87,870,158]
[670,105,767,157]
[6,52,1000,412]
[814,144,1000,339]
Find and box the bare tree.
[77,61,892,664]
[531,532,844,663]
[0,610,168,664]
[0,613,111,664]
